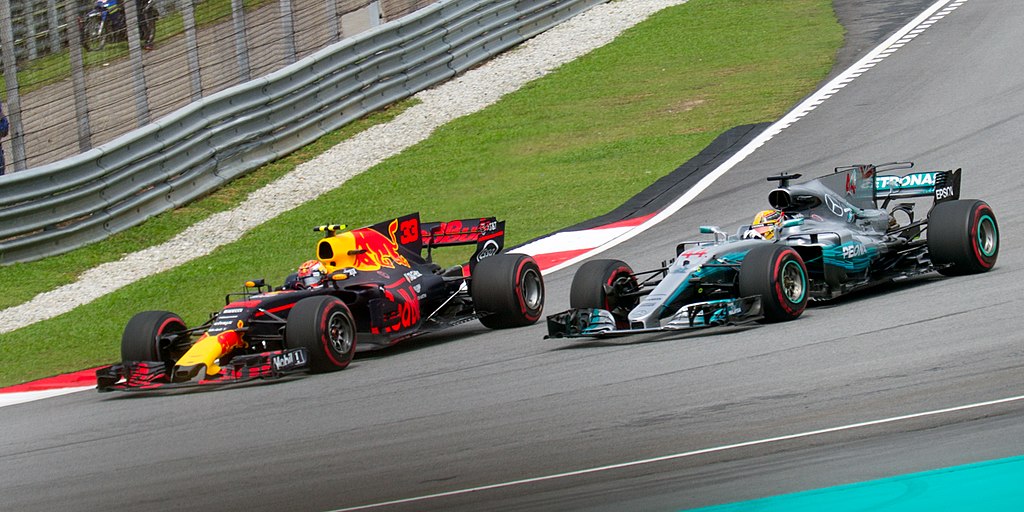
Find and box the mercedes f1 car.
[98,213,545,391]
[547,162,998,339]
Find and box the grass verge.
[0,0,842,386]
[0,99,418,310]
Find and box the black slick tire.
[286,296,357,373]
[471,254,544,329]
[569,259,638,328]
[121,310,187,363]
[738,244,808,322]
[928,199,999,276]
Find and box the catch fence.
[0,0,603,264]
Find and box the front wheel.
[738,244,808,322]
[471,254,544,329]
[121,310,188,363]
[928,199,998,276]
[286,296,357,373]
[569,259,638,328]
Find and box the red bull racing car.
[97,213,545,391]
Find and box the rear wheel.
[121,310,187,363]
[286,296,357,373]
[928,199,998,276]
[569,259,638,328]
[738,245,808,322]
[471,254,544,329]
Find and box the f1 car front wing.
[545,296,762,339]
[96,348,310,392]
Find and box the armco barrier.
[0,0,603,265]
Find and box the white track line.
[543,0,967,274]
[0,386,95,408]
[330,393,1024,511]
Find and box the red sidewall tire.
[472,254,545,329]
[569,259,637,328]
[121,310,187,363]
[928,199,999,276]
[287,296,357,373]
[739,244,808,322]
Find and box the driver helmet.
[744,209,784,240]
[296,259,327,289]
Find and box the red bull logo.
[370,282,421,334]
[350,219,410,271]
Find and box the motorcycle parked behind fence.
[81,0,158,51]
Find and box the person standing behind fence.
[0,102,8,176]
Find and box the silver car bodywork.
[548,162,988,339]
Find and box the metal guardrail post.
[25,3,38,60]
[231,0,252,83]
[180,0,203,101]
[46,0,61,54]
[123,0,151,126]
[279,0,297,65]
[65,10,92,153]
[327,0,340,43]
[368,0,381,27]
[0,0,27,173]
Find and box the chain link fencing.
[0,0,437,172]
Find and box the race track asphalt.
[3,1,1022,511]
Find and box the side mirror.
[782,217,804,228]
[699,225,726,243]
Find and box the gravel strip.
[0,0,687,334]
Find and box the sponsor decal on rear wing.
[419,217,506,273]
[420,217,500,247]
[875,168,961,203]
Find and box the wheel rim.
[520,268,543,311]
[780,260,806,303]
[976,214,997,257]
[326,310,354,355]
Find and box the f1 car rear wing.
[827,162,961,206]
[421,217,505,272]
[420,218,501,247]
[874,168,961,205]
